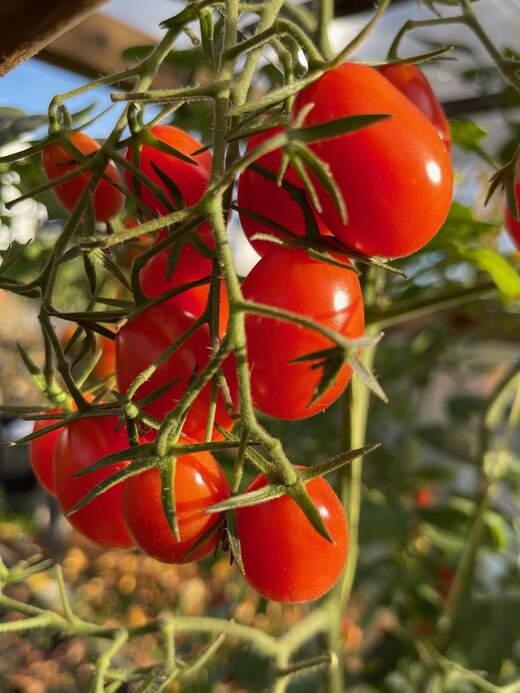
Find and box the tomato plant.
[378,63,451,152]
[42,131,124,222]
[115,302,237,439]
[29,409,64,495]
[236,125,329,255]
[53,416,135,548]
[241,246,364,419]
[236,472,348,602]
[121,441,229,563]
[292,62,453,258]
[125,124,212,216]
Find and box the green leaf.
[449,119,497,167]
[291,113,390,146]
[160,458,180,542]
[455,246,520,298]
[484,509,510,550]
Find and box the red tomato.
[241,246,364,419]
[115,302,237,439]
[292,62,453,258]
[236,472,348,602]
[125,124,212,216]
[30,409,64,495]
[378,63,451,152]
[42,131,124,222]
[121,441,229,563]
[53,416,134,548]
[504,172,520,250]
[237,126,330,255]
[139,240,229,337]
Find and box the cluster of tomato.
[30,62,454,603]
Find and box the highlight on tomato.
[121,441,230,563]
[236,472,348,602]
[378,62,451,152]
[236,125,330,255]
[42,131,124,222]
[115,302,237,440]
[292,62,453,258]
[53,416,135,548]
[241,246,364,420]
[124,124,212,216]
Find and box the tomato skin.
[53,416,134,548]
[241,246,364,419]
[237,126,329,255]
[125,124,212,216]
[30,409,64,495]
[42,132,124,222]
[292,63,453,258]
[121,442,229,563]
[378,63,451,152]
[139,241,229,337]
[504,174,520,250]
[236,472,348,602]
[115,302,237,439]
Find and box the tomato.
[378,63,451,152]
[504,172,520,250]
[53,416,134,548]
[42,131,124,222]
[30,409,64,495]
[125,124,212,216]
[115,302,237,439]
[292,62,453,258]
[241,246,364,419]
[121,440,229,563]
[236,472,348,602]
[237,126,329,255]
[139,239,229,337]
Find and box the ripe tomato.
[53,416,135,548]
[236,472,348,602]
[504,173,520,250]
[139,239,229,337]
[125,124,212,216]
[292,62,453,258]
[30,409,65,495]
[42,131,124,222]
[115,302,237,439]
[237,126,329,255]
[241,246,364,419]
[378,63,451,152]
[121,441,229,563]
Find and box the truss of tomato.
[42,131,124,222]
[53,416,135,548]
[378,63,451,152]
[236,126,330,255]
[139,237,229,337]
[115,302,237,439]
[504,170,520,250]
[30,409,66,496]
[125,124,212,216]
[121,440,230,563]
[241,246,364,419]
[291,62,453,258]
[236,471,348,602]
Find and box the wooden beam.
[40,13,180,90]
[0,0,108,76]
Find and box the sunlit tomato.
[140,246,229,337]
[115,302,237,439]
[53,416,134,548]
[237,126,330,255]
[292,62,453,258]
[42,131,124,222]
[122,440,229,563]
[241,246,364,419]
[125,124,212,216]
[378,63,451,152]
[504,172,520,250]
[236,472,348,602]
[30,409,66,495]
